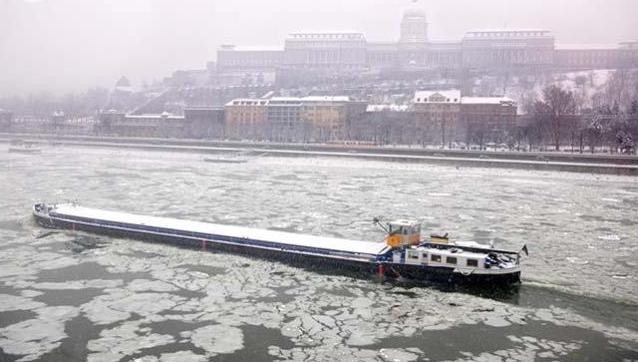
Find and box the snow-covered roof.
[220,46,283,52]
[556,43,619,50]
[466,28,549,34]
[366,104,410,112]
[225,98,269,106]
[461,96,515,105]
[124,114,185,120]
[53,204,387,256]
[302,96,350,102]
[256,96,351,103]
[269,97,304,103]
[414,90,461,103]
[286,32,365,41]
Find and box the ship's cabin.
[385,219,421,248]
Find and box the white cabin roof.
[417,246,487,259]
[53,205,387,256]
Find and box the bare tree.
[533,85,576,151]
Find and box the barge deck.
[33,203,523,285]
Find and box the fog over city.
[1,0,638,95]
[2,1,638,361]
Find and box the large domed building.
[213,2,637,80]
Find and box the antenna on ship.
[372,216,389,233]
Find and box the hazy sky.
[1,0,637,96]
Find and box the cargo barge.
[32,203,524,285]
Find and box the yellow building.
[224,96,367,142]
[224,98,269,139]
[300,96,351,141]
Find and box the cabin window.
[421,252,428,260]
[408,251,419,260]
[431,254,441,262]
[466,259,478,267]
[446,256,457,264]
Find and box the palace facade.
[215,7,637,79]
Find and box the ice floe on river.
[1,148,638,360]
[0,234,637,361]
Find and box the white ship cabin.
[401,246,488,270]
[385,219,421,248]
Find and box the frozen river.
[1,146,637,361]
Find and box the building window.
[446,256,457,265]
[467,259,478,267]
[431,254,441,262]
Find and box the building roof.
[414,90,461,103]
[302,96,350,102]
[125,113,185,120]
[464,29,552,38]
[184,106,224,111]
[255,96,352,103]
[286,32,366,41]
[403,6,426,18]
[461,96,515,105]
[219,45,283,52]
[366,104,410,112]
[225,98,269,106]
[556,43,620,50]
[466,28,548,33]
[269,97,303,102]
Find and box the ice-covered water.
[1,146,637,361]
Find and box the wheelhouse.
[385,219,421,248]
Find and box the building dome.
[403,7,426,19]
[400,4,428,43]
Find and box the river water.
[1,146,637,361]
